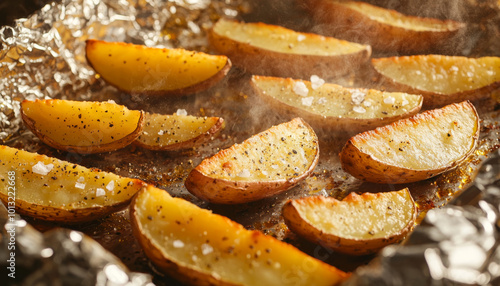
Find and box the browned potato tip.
[339,101,480,184]
[372,55,500,107]
[0,145,146,223]
[209,18,371,79]
[21,99,144,154]
[185,118,319,204]
[251,75,422,133]
[305,0,466,54]
[134,111,225,151]
[130,185,351,285]
[283,188,417,255]
[85,39,231,96]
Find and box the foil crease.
[0,0,246,142]
[0,208,154,286]
[342,150,500,286]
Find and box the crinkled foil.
[1,0,500,285]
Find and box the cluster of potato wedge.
[21,99,224,154]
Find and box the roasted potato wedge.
[306,0,466,53]
[134,112,225,151]
[251,75,422,132]
[131,185,350,285]
[340,101,479,184]
[372,55,500,107]
[283,188,417,255]
[0,145,146,223]
[21,99,143,154]
[185,118,319,204]
[86,39,231,96]
[209,18,371,79]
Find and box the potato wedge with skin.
[86,39,231,96]
[0,145,146,223]
[372,55,500,107]
[283,188,417,255]
[131,185,350,285]
[209,18,371,79]
[21,99,144,154]
[185,118,319,204]
[339,101,479,184]
[134,112,225,151]
[251,75,422,132]
[305,0,466,53]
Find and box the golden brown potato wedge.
[130,185,351,285]
[339,101,479,184]
[134,112,225,151]
[251,75,422,132]
[208,18,371,79]
[305,0,466,53]
[21,99,144,154]
[283,188,417,255]
[372,55,500,107]
[0,145,146,223]
[86,39,231,96]
[185,118,319,204]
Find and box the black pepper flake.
[147,215,153,220]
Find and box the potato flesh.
[353,101,478,170]
[86,40,228,92]
[373,56,500,94]
[252,76,422,119]
[134,186,348,286]
[197,118,318,181]
[136,113,221,147]
[0,146,143,208]
[295,190,414,240]
[337,1,459,31]
[22,99,141,147]
[213,18,367,56]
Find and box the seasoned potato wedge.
[131,185,350,285]
[306,0,466,53]
[209,18,371,79]
[86,39,231,96]
[339,101,479,184]
[134,112,225,151]
[283,188,417,255]
[372,55,500,107]
[0,145,146,223]
[185,118,319,204]
[21,99,143,154]
[251,75,422,132]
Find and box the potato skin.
[208,20,371,80]
[21,100,145,154]
[339,101,480,184]
[306,0,466,54]
[282,192,417,255]
[133,117,225,151]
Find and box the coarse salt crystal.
[173,240,185,248]
[32,161,54,176]
[96,188,105,197]
[383,96,395,105]
[310,75,325,90]
[107,99,116,104]
[158,130,164,135]
[75,182,86,189]
[262,170,268,176]
[301,97,314,107]
[271,165,279,169]
[402,99,409,106]
[351,90,366,105]
[201,243,214,255]
[293,81,309,97]
[237,169,251,178]
[317,97,327,104]
[363,99,372,107]
[176,109,188,116]
[353,106,366,113]
[106,180,115,191]
[297,34,306,42]
[467,72,474,77]
[450,66,459,72]
[192,255,198,262]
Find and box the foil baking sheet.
[1,0,500,285]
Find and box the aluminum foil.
[1,0,500,285]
